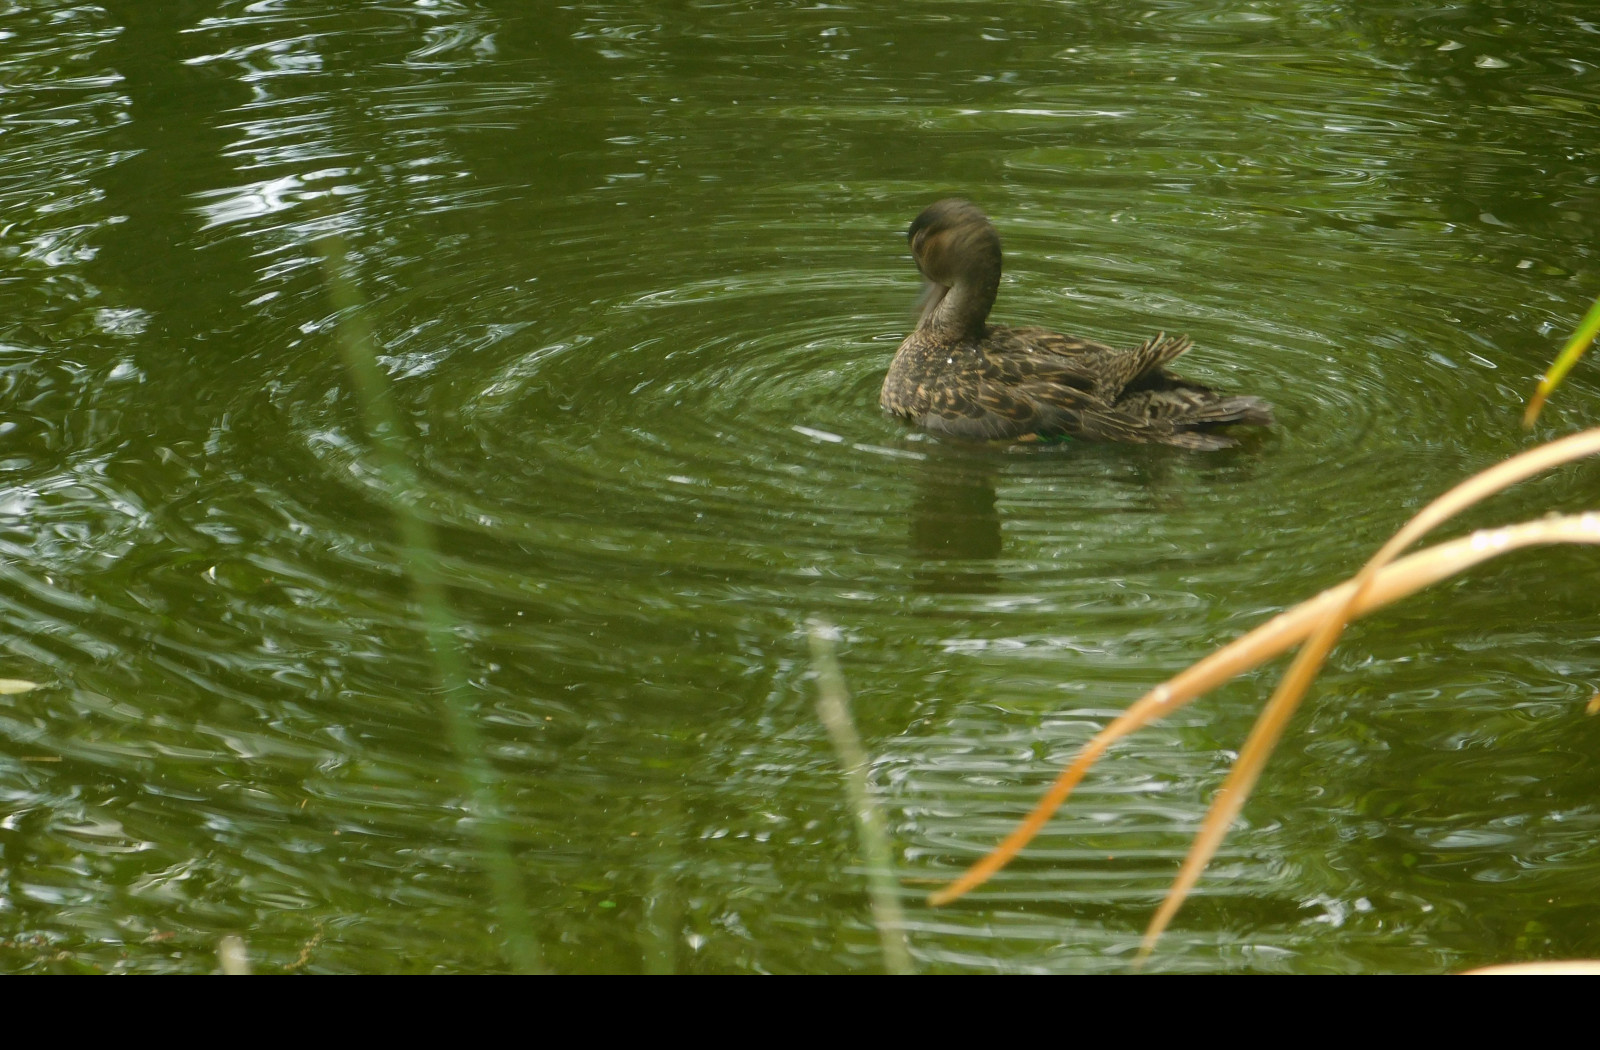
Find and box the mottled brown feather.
[881,200,1273,449]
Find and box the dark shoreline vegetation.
[2,2,1598,972]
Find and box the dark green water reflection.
[2,0,1599,972]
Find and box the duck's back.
[882,324,1273,449]
[883,199,1272,448]
[880,326,1091,442]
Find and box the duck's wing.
[921,375,1266,447]
[919,377,1099,441]
[990,327,1196,402]
[918,357,1161,444]
[990,325,1115,357]
[1080,332,1195,400]
[908,329,1265,447]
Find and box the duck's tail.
[1132,331,1194,371]
[1088,332,1193,401]
[1167,395,1276,449]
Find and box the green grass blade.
[321,236,544,974]
[1525,293,1600,427]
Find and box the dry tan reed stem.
[1136,428,1600,957]
[930,510,1600,910]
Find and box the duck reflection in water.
[909,450,1003,595]
[882,199,1273,448]
[906,446,1210,595]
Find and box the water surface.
[2,0,1600,972]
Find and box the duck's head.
[908,199,1002,337]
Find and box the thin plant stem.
[808,620,914,975]
[929,509,1600,911]
[1525,293,1600,426]
[1137,428,1600,961]
[321,236,543,974]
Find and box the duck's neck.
[918,253,999,343]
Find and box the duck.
[880,199,1274,449]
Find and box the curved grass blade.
[931,511,1600,908]
[931,429,1600,918]
[1524,294,1600,427]
[1137,428,1600,959]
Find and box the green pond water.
[3,0,1600,973]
